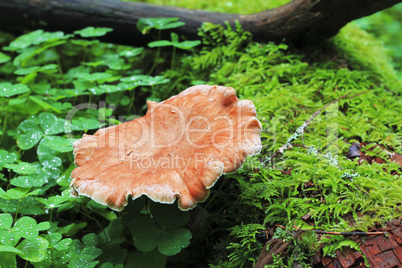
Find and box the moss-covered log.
[0,0,401,46]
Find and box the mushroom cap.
[70,85,262,211]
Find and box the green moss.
[123,0,291,14]
[332,23,401,92]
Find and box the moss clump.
[333,23,401,92]
[124,0,290,14]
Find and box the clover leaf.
[0,196,46,215]
[0,83,30,97]
[129,203,192,257]
[61,237,101,267]
[16,237,49,262]
[14,64,57,75]
[0,245,22,254]
[157,228,191,256]
[4,162,38,175]
[0,150,18,168]
[37,137,64,168]
[150,202,190,230]
[120,75,169,87]
[4,30,69,51]
[126,250,166,268]
[39,112,69,135]
[0,213,13,229]
[0,187,31,200]
[74,72,113,83]
[11,174,48,188]
[72,117,104,131]
[42,136,73,153]
[53,238,73,251]
[17,119,43,150]
[0,52,11,64]
[74,27,113,38]
[119,48,143,58]
[130,215,162,252]
[13,216,39,239]
[45,232,72,251]
[148,32,201,50]
[137,18,185,35]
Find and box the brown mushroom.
[70,85,262,211]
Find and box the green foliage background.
[0,0,401,267]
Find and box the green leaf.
[120,75,169,87]
[0,83,30,97]
[82,233,99,248]
[0,213,13,229]
[70,39,100,47]
[0,229,17,247]
[130,216,162,252]
[17,119,43,150]
[42,136,73,153]
[16,237,49,262]
[0,52,11,64]
[11,176,39,188]
[0,150,18,168]
[119,48,143,58]
[74,72,113,82]
[0,252,17,268]
[98,244,127,266]
[45,232,62,247]
[126,250,166,268]
[38,112,67,135]
[74,27,113,37]
[37,138,63,168]
[148,33,200,49]
[148,40,173,48]
[13,216,39,239]
[174,40,201,50]
[14,66,40,75]
[35,196,66,210]
[0,245,23,254]
[37,221,50,231]
[5,30,69,51]
[150,203,190,230]
[14,64,57,76]
[82,246,102,261]
[53,238,72,251]
[72,117,103,131]
[157,228,191,256]
[29,96,61,113]
[96,54,130,70]
[98,84,126,94]
[4,162,38,175]
[0,187,31,200]
[137,18,185,34]
[0,196,45,215]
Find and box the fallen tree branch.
[0,0,401,47]
[253,231,299,268]
[293,226,385,236]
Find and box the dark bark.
[253,231,299,268]
[0,0,401,47]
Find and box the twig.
[263,92,350,167]
[293,225,384,236]
[304,93,350,127]
[348,90,370,99]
